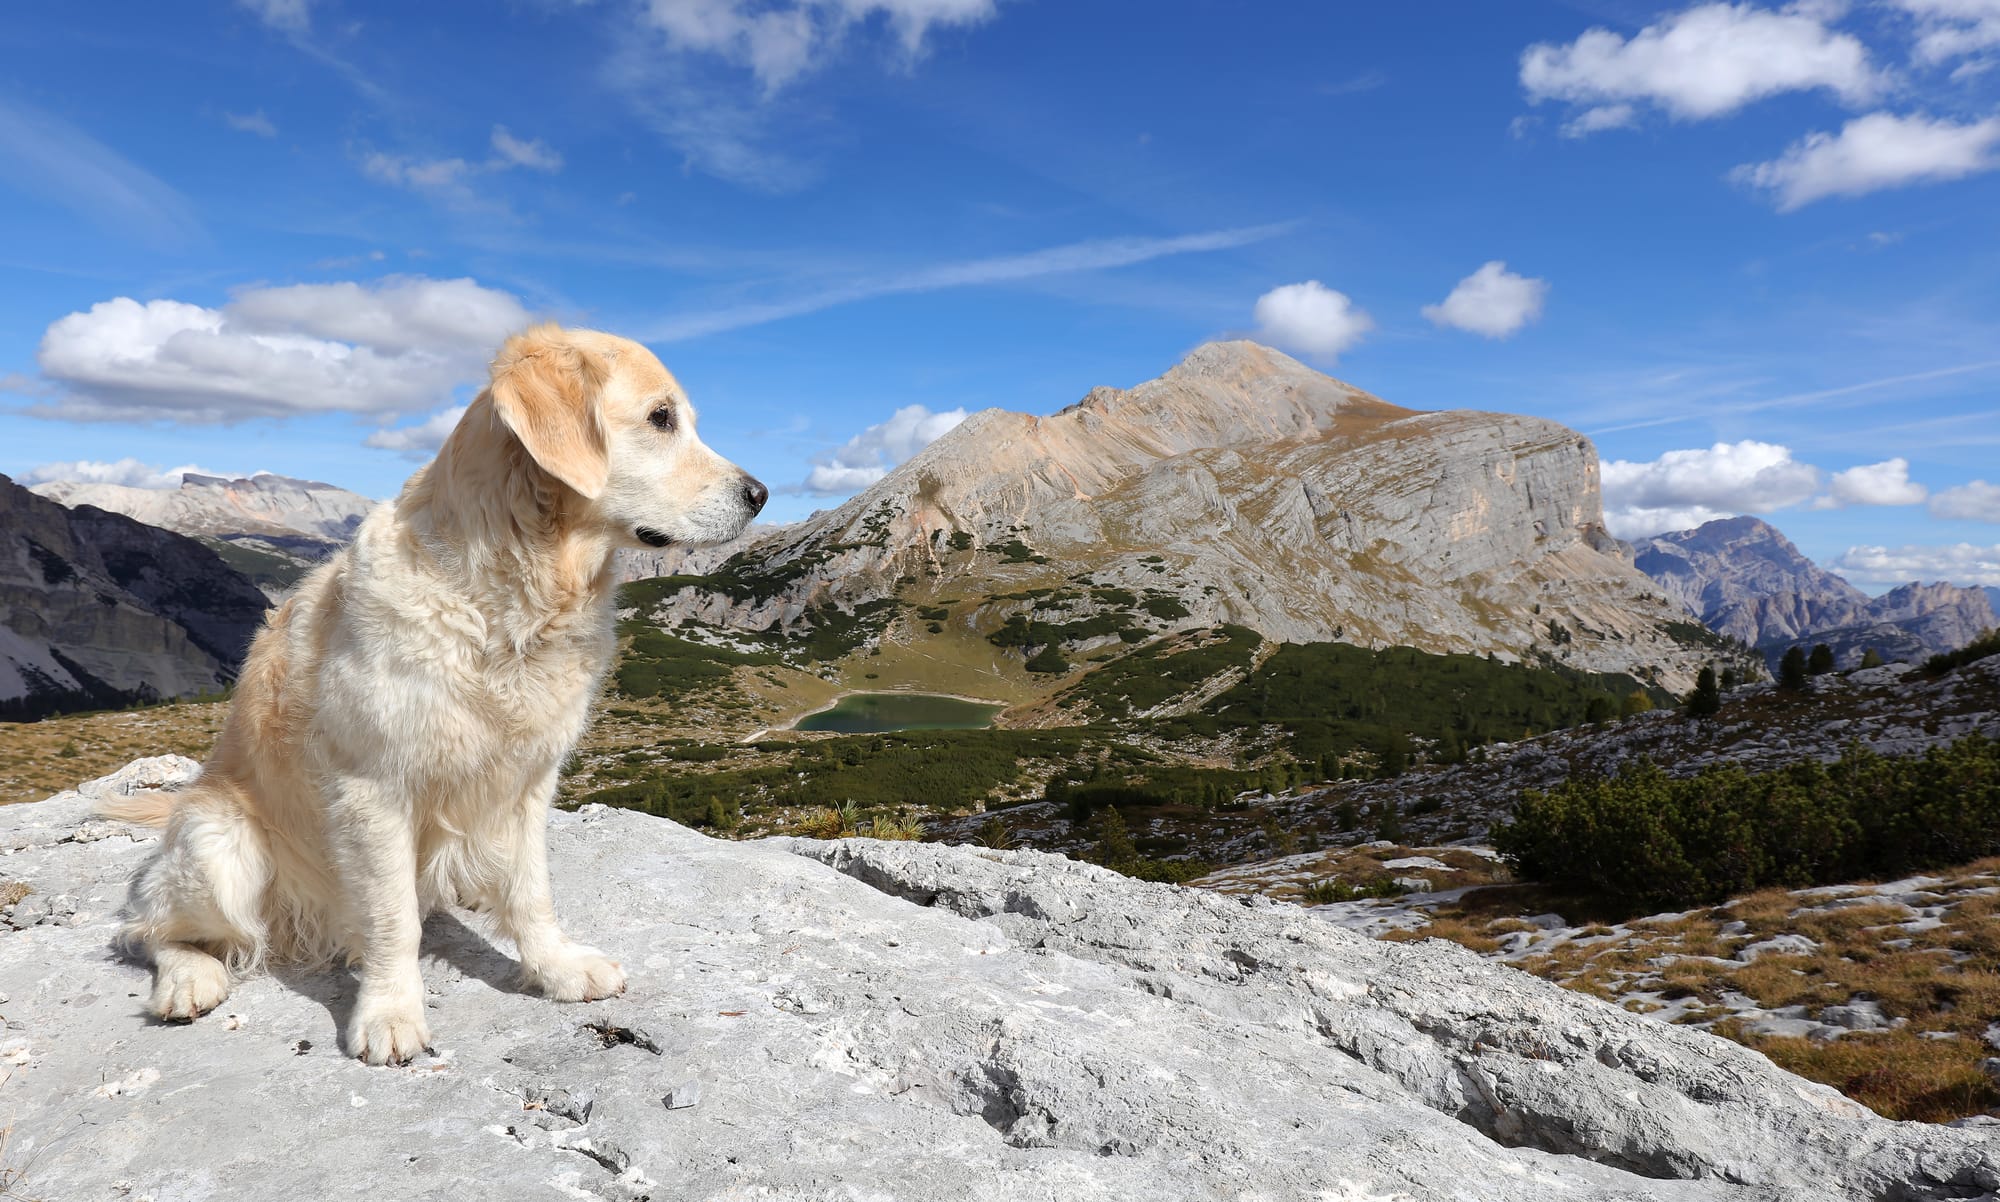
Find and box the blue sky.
[3,0,1999,589]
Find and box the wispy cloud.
[0,98,206,252]
[1589,357,2000,435]
[223,109,278,137]
[645,222,1296,341]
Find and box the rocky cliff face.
[3,757,1994,1200]
[32,472,378,597]
[30,471,376,542]
[0,476,270,719]
[646,342,1711,691]
[1633,516,1997,667]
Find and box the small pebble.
[665,1080,702,1110]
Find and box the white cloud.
[1931,478,2000,521]
[1893,0,2000,64]
[239,0,310,33]
[1832,541,2000,586]
[490,126,563,171]
[1601,440,1822,536]
[1420,261,1549,339]
[1252,281,1372,360]
[799,403,967,495]
[19,458,221,489]
[1561,103,1637,137]
[648,223,1292,341]
[365,405,468,455]
[360,127,565,209]
[641,0,1000,92]
[1823,457,1929,506]
[223,109,278,137]
[1732,111,2000,209]
[1521,3,1881,127]
[25,276,531,424]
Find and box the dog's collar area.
[635,527,674,548]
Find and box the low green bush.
[1496,735,2000,908]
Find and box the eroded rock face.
[1633,517,1997,668]
[0,475,270,717]
[641,342,1713,691]
[1,763,1994,1201]
[30,472,376,544]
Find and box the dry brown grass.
[1728,1026,2000,1123]
[1,701,226,805]
[1383,917,1501,955]
[0,881,30,908]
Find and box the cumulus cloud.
[799,403,967,495]
[1893,0,2000,65]
[24,276,531,424]
[1601,440,1822,536]
[1931,478,2000,521]
[19,458,221,489]
[1252,281,1373,360]
[223,109,278,137]
[1520,2,1881,127]
[1831,541,2000,586]
[1732,111,2000,210]
[1420,261,1549,339]
[641,0,1000,92]
[364,405,469,455]
[1822,457,1929,507]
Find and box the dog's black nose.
[742,475,768,515]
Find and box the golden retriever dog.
[102,325,766,1064]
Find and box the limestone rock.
[1633,516,1997,669]
[1,764,1994,1200]
[636,342,1716,691]
[0,474,271,718]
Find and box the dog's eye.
[649,405,677,432]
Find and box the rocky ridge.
[0,475,271,719]
[644,342,1717,691]
[1634,517,1996,669]
[2,757,1996,1200]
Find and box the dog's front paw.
[150,953,230,1022]
[524,944,626,1002]
[346,995,431,1066]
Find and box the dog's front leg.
[330,781,431,1065]
[495,776,625,1002]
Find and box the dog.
[101,324,766,1064]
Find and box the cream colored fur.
[103,325,766,1065]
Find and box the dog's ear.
[488,324,611,500]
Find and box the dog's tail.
[96,789,182,828]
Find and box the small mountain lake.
[792,692,1004,733]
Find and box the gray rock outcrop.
[0,475,271,718]
[1634,517,1996,668]
[641,341,1715,691]
[2,759,1994,1200]
[31,471,380,598]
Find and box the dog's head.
[483,324,766,548]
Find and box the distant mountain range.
[9,348,1992,722]
[640,341,1726,693]
[1632,515,1996,669]
[30,472,377,596]
[1,475,271,719]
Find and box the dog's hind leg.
[122,784,272,1021]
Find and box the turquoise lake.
[792,692,1003,733]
